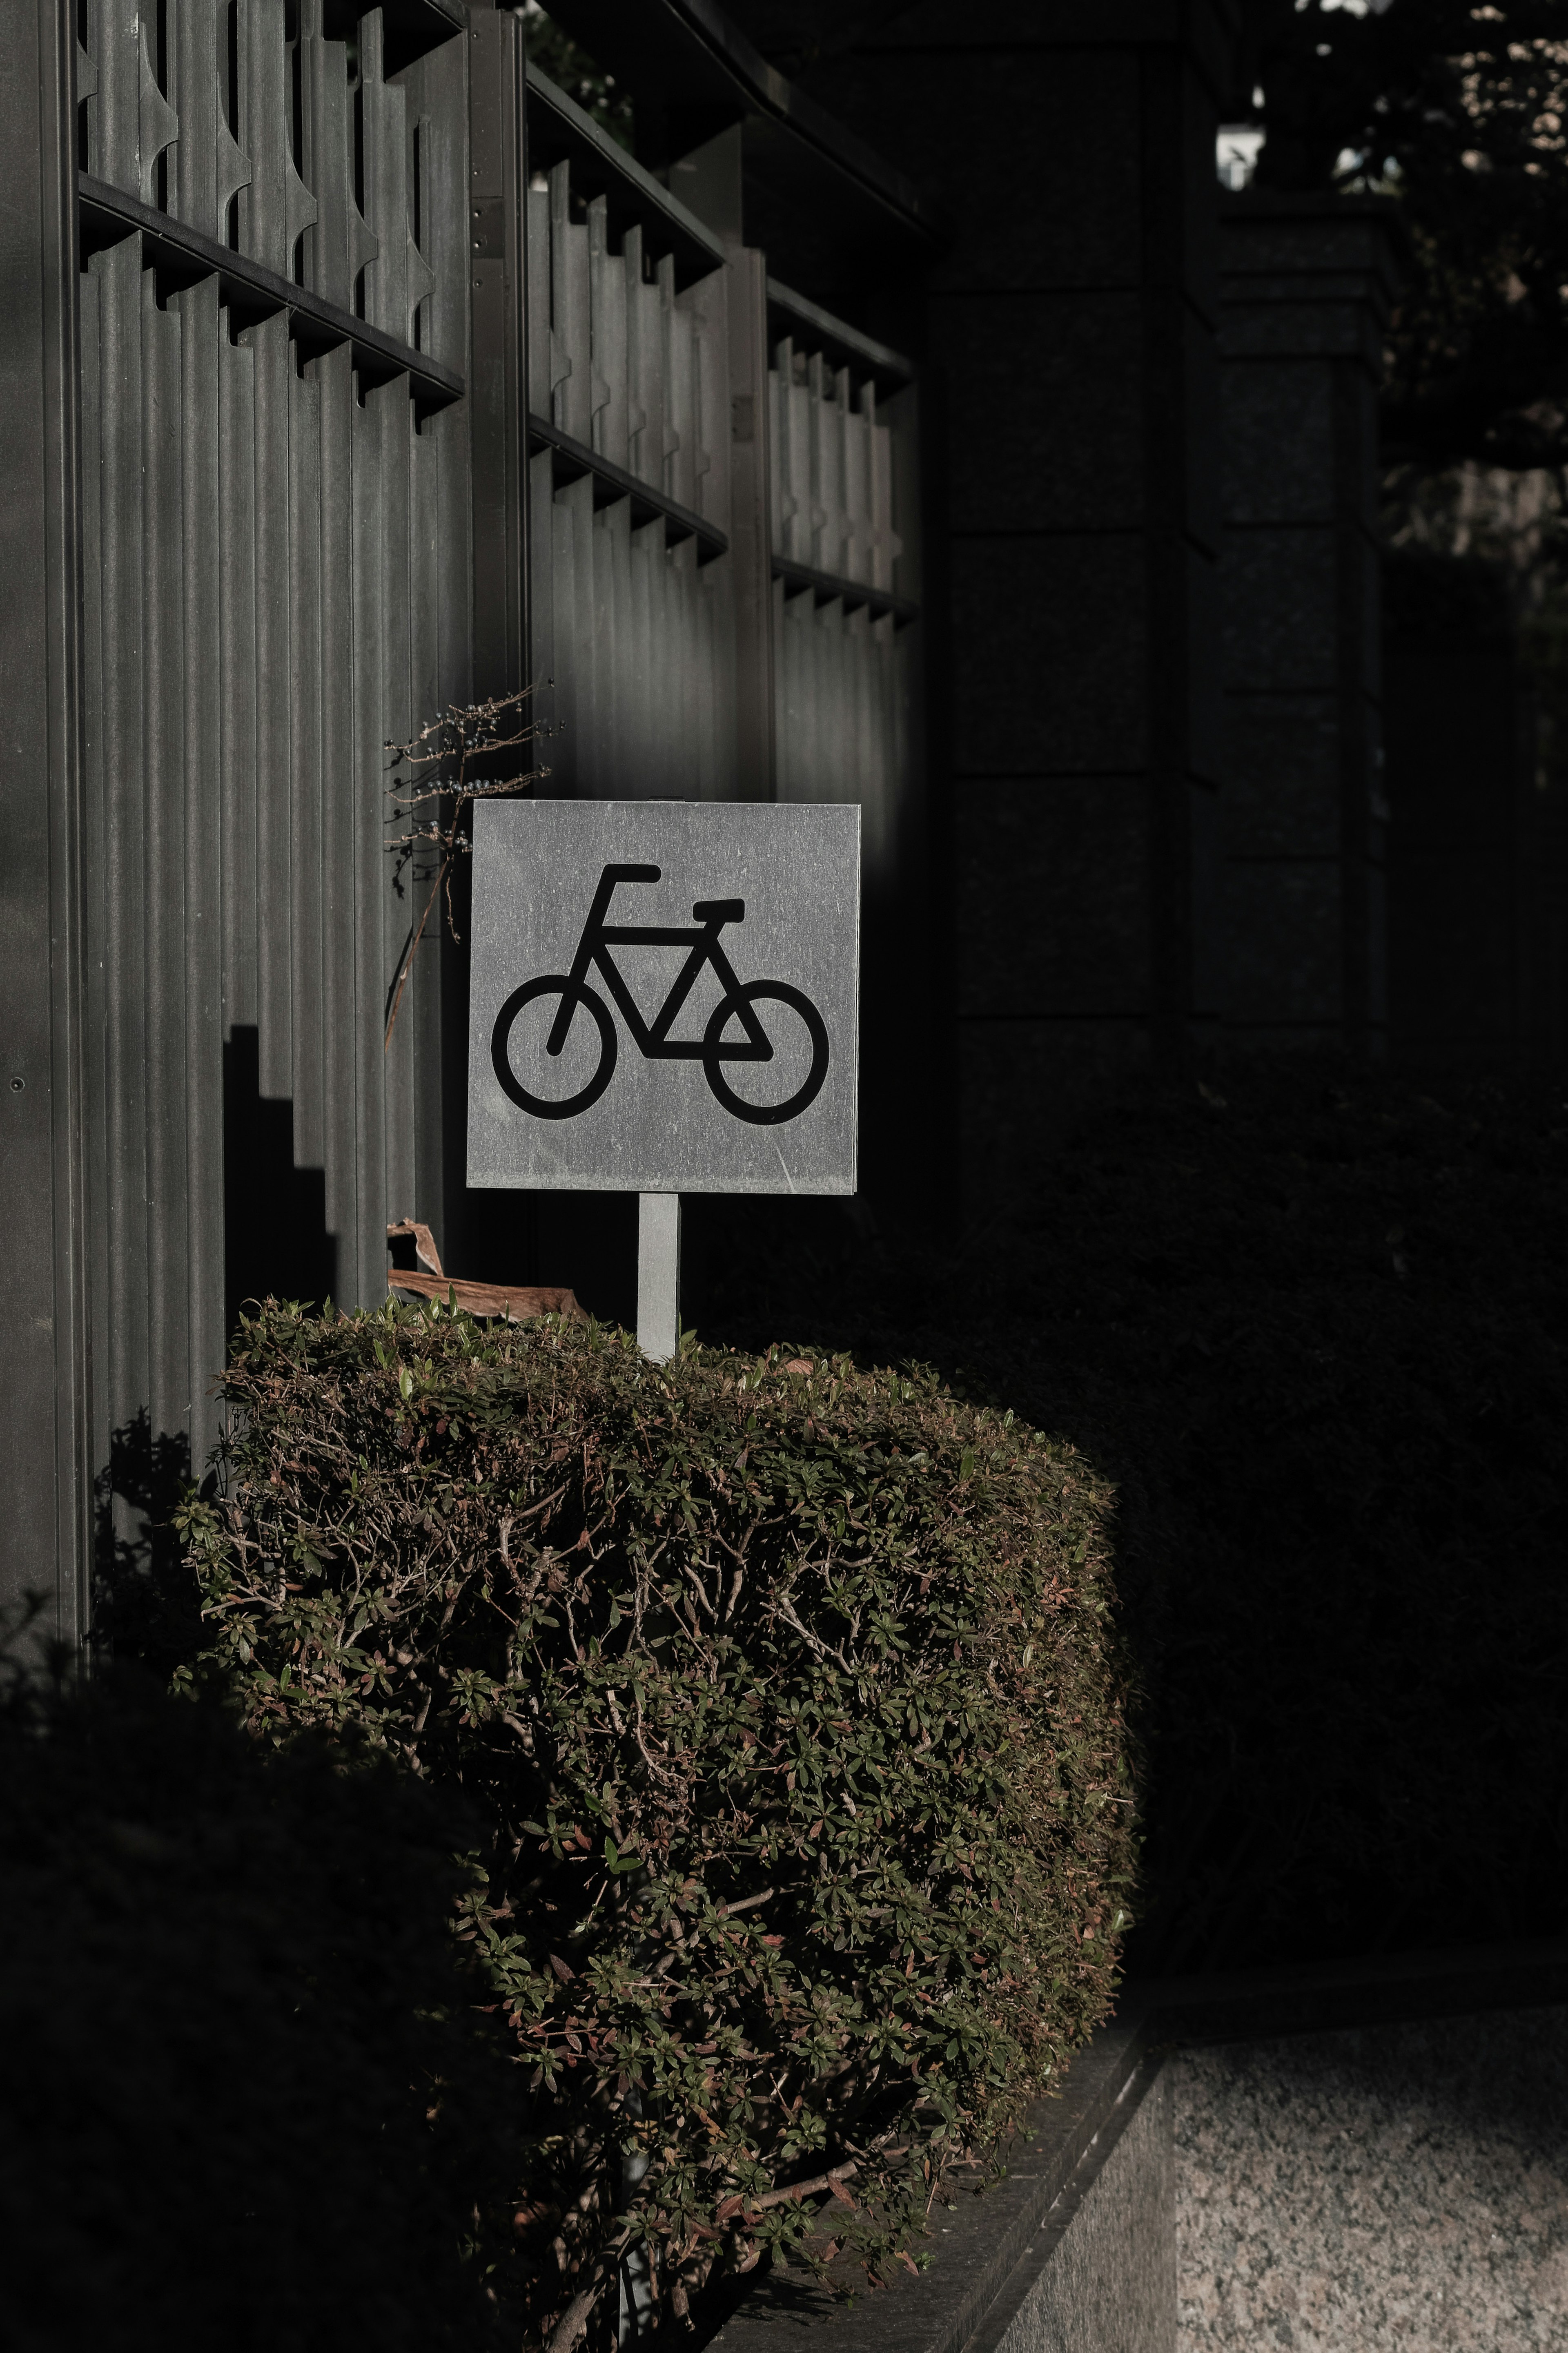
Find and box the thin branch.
[381,685,556,1048]
[740,2161,858,2214]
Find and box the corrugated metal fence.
[518,64,921,870]
[523,79,738,801]
[768,294,920,877]
[41,3,921,1583]
[75,0,470,1501]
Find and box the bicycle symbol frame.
[490,862,831,1127]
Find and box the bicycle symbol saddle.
[490,862,830,1127]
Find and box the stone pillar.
[1216,190,1398,1053]
[793,2,1240,1200]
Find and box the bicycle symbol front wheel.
[702,981,829,1126]
[492,975,617,1120]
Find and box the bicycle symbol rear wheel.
[702,981,829,1126]
[492,975,617,1120]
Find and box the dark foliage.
[0,1653,522,2352]
[1241,0,1568,470]
[522,4,634,150]
[180,1315,1133,2348]
[686,1059,1568,1979]
[1383,539,1518,640]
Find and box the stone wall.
[713,1955,1568,2353]
[982,2077,1175,2353]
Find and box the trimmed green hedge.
[180,1309,1134,2346]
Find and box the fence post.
[0,0,91,1644]
[636,1192,681,1365]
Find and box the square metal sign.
[467,800,859,1194]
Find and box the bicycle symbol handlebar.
[491,863,830,1127]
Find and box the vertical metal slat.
[588,192,626,466]
[299,0,354,308]
[220,313,259,1051]
[316,341,359,1293]
[287,343,327,1177]
[250,310,294,1100]
[97,0,142,193]
[141,264,191,1456]
[179,272,226,1450]
[172,0,219,236]
[97,240,150,1494]
[78,258,113,1509]
[550,158,590,444]
[243,0,316,279]
[359,9,405,341]
[352,376,393,1294]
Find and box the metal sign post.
[636,1193,681,1364]
[468,801,860,1363]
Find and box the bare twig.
[382,684,555,1048]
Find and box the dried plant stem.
[381,683,555,1049]
[744,2161,858,2213]
[383,861,447,1049]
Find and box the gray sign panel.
[467,800,859,1194]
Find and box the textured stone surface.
[1219,525,1338,694]
[993,2074,1175,2353]
[1224,859,1342,1025]
[937,292,1146,534]
[951,536,1148,776]
[1220,362,1334,524]
[1223,695,1339,857]
[1172,2007,1568,2350]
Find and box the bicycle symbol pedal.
[490,861,831,1127]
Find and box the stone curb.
[711,1935,1568,2353]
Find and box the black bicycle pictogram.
[491,863,830,1126]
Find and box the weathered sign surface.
[467,801,860,1194]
